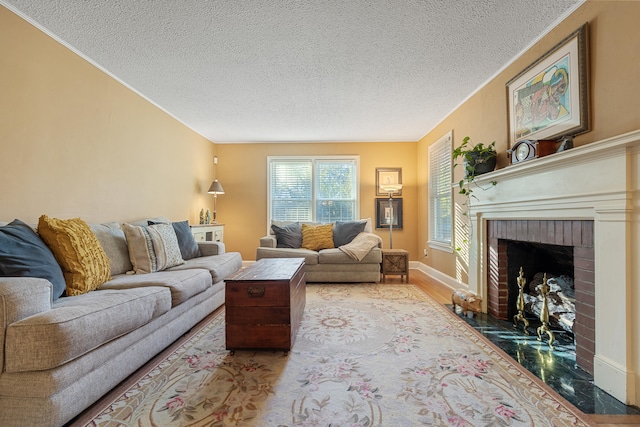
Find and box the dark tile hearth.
[454,307,640,416]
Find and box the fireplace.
[461,130,640,405]
[487,219,595,373]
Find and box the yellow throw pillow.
[301,223,334,251]
[38,215,111,296]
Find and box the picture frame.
[375,198,403,229]
[506,23,589,146]
[376,167,402,196]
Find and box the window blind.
[268,157,359,224]
[429,132,453,247]
[270,160,313,222]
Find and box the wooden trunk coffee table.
[225,258,306,353]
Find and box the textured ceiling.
[2,1,583,143]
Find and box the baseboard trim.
[594,354,636,405]
[410,261,465,291]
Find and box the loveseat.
[0,216,242,427]
[256,220,382,283]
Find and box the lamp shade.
[207,179,225,195]
[381,183,402,193]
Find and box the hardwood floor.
[403,268,640,427]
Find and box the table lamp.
[207,179,225,224]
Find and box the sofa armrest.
[197,241,225,256]
[260,235,277,248]
[0,278,53,373]
[0,278,53,324]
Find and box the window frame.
[267,155,360,232]
[428,131,454,253]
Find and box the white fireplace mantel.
[466,129,640,405]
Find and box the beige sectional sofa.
[0,217,242,427]
[256,220,382,283]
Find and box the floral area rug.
[74,284,593,426]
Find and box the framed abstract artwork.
[506,23,589,146]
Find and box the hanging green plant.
[452,136,498,250]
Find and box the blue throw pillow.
[172,220,201,260]
[333,220,367,247]
[272,222,302,248]
[0,219,66,300]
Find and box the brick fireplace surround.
[459,130,640,406]
[486,219,595,373]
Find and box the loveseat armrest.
[260,235,277,248]
[197,241,225,256]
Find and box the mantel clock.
[508,139,557,165]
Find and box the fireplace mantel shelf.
[474,129,640,187]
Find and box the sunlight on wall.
[454,201,469,282]
[487,242,500,287]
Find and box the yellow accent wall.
[215,142,417,260]
[418,0,640,283]
[0,6,216,226]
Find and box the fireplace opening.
[506,241,575,337]
[487,219,595,374]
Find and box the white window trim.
[428,131,454,253]
[267,155,360,233]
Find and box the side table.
[190,224,224,242]
[381,249,409,282]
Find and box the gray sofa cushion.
[305,263,380,283]
[90,222,133,276]
[256,247,319,265]
[99,269,212,306]
[4,286,171,372]
[169,252,243,283]
[0,220,66,301]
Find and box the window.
[268,156,359,225]
[428,131,453,251]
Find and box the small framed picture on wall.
[376,168,402,196]
[375,198,403,229]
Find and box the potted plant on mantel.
[452,136,498,249]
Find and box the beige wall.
[0,6,216,226]
[418,0,640,283]
[216,142,417,260]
